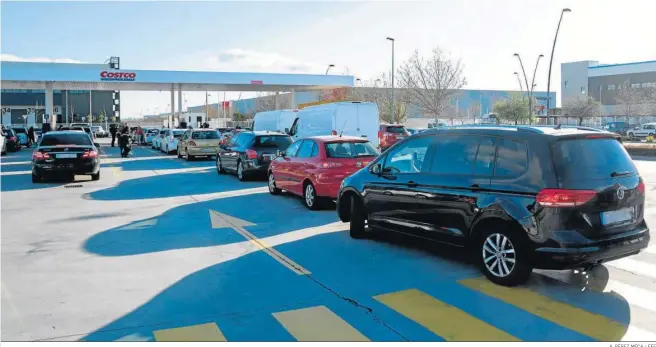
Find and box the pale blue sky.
[2,0,655,117]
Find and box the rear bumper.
[33,161,100,176]
[187,147,217,156]
[533,227,650,269]
[242,159,270,175]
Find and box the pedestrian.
[27,126,35,147]
[136,126,144,145]
[109,124,118,147]
[118,127,131,157]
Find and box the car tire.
[216,157,225,174]
[478,226,532,286]
[628,132,635,140]
[303,182,321,210]
[237,160,247,181]
[177,148,182,159]
[349,195,367,239]
[91,171,100,181]
[32,173,41,183]
[187,154,194,161]
[268,172,281,195]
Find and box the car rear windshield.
[172,131,184,138]
[325,141,379,158]
[40,133,92,146]
[553,138,636,182]
[192,131,220,139]
[12,128,26,133]
[385,126,407,134]
[3,129,14,136]
[254,135,292,148]
[148,129,159,134]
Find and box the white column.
[89,90,93,126]
[170,84,175,127]
[275,91,280,110]
[65,90,69,125]
[45,82,54,128]
[177,84,182,123]
[290,89,296,109]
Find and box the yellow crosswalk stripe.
[153,322,226,342]
[272,305,369,341]
[374,288,519,341]
[459,277,627,341]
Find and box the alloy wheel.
[268,173,276,192]
[238,162,244,180]
[305,184,315,208]
[482,233,516,278]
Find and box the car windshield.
[148,129,159,134]
[91,126,100,131]
[386,126,407,134]
[172,131,184,138]
[3,129,14,136]
[192,131,220,139]
[325,141,379,158]
[553,138,637,182]
[83,128,92,133]
[254,135,292,148]
[40,133,92,146]
[12,128,26,133]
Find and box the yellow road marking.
[153,322,226,342]
[374,288,519,341]
[273,305,369,341]
[459,277,627,341]
[209,210,310,275]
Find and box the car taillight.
[246,149,258,159]
[32,151,51,160]
[637,181,645,195]
[9,137,15,141]
[188,141,197,147]
[536,189,596,207]
[82,150,98,159]
[319,161,344,169]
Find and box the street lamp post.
[530,54,544,116]
[514,72,523,91]
[546,8,572,122]
[386,37,395,123]
[325,64,335,75]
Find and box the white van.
[288,101,380,147]
[253,109,298,133]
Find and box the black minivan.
[336,125,650,286]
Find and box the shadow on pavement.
[85,169,264,201]
[81,191,632,342]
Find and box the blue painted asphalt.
[1,143,636,341]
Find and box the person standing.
[110,124,118,147]
[27,126,35,147]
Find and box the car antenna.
[339,119,348,137]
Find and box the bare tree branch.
[562,95,601,126]
[616,80,649,118]
[397,47,467,124]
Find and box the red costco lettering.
[100,71,136,80]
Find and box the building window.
[632,83,641,89]
[564,81,568,88]
[581,86,586,94]
[607,84,616,90]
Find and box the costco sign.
[100,71,136,82]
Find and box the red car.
[268,136,380,210]
[378,124,410,151]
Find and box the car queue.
[19,100,651,288]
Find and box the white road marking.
[0,170,32,176]
[0,161,32,166]
[608,258,656,281]
[604,279,656,314]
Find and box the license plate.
[57,153,77,158]
[601,207,634,226]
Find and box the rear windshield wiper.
[611,171,633,177]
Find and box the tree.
[493,93,530,125]
[562,96,601,125]
[367,73,408,124]
[616,80,649,119]
[397,47,467,124]
[468,99,481,123]
[250,92,278,115]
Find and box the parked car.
[145,128,160,144]
[177,129,221,161]
[217,131,293,181]
[91,126,107,138]
[287,101,380,147]
[151,129,168,149]
[2,128,21,152]
[626,123,656,140]
[219,128,243,146]
[268,136,379,210]
[253,109,298,133]
[32,131,101,183]
[336,125,649,286]
[603,122,631,136]
[160,129,185,154]
[70,122,90,128]
[81,126,96,142]
[378,124,410,151]
[11,126,30,147]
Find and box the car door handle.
[408,181,418,188]
[415,194,427,199]
[384,191,393,195]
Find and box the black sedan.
[216,131,293,181]
[2,128,21,152]
[32,131,101,183]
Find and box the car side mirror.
[276,150,286,157]
[284,128,290,134]
[371,163,383,175]
[94,142,100,148]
